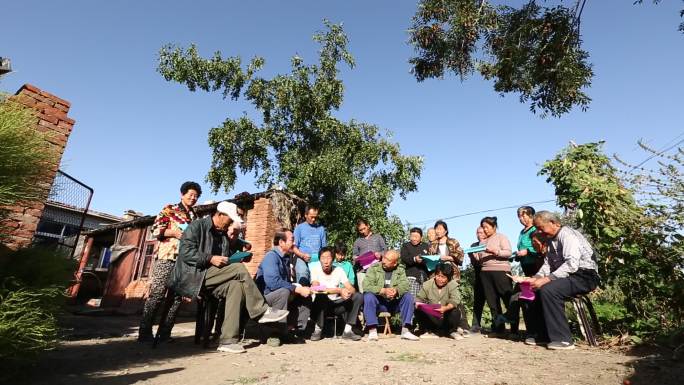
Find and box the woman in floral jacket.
[138,181,200,343]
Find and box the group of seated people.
[139,183,599,354]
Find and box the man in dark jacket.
[169,201,288,353]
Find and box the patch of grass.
[390,352,436,364]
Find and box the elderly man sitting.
[362,250,419,341]
[169,201,289,354]
[513,210,600,350]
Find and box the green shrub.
[0,96,58,223]
[0,247,74,364]
[0,247,76,289]
[0,283,63,361]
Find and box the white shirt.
[310,265,349,300]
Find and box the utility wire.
[408,199,556,227]
[630,136,684,171]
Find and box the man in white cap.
[170,201,289,353]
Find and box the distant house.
[71,190,305,312]
[33,200,122,257]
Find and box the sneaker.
[470,325,482,333]
[547,341,575,350]
[457,327,471,338]
[310,329,323,341]
[266,337,281,347]
[367,330,379,341]
[341,331,362,341]
[258,307,289,324]
[524,337,537,346]
[401,331,420,341]
[449,332,464,340]
[217,343,246,353]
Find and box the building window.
[140,241,156,278]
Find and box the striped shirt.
[537,226,598,280]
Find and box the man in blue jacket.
[256,228,313,346]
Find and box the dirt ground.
[13,314,684,385]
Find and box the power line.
[630,135,684,171]
[407,199,556,227]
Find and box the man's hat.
[216,201,244,225]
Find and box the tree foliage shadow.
[623,344,684,385]
[5,335,206,385]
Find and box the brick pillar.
[0,84,75,250]
[243,197,278,276]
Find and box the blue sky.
[2,1,683,248]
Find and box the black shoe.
[281,332,304,344]
[138,334,154,343]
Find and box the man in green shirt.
[362,250,418,341]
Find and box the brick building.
[0,84,76,250]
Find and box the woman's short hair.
[480,216,498,228]
[517,206,535,217]
[356,218,370,228]
[434,262,454,280]
[433,220,448,235]
[180,181,202,196]
[334,239,347,256]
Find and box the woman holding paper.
[427,220,464,280]
[415,263,464,339]
[476,216,513,334]
[138,181,201,343]
[468,227,488,332]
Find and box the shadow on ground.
[3,313,211,385]
[622,343,684,385]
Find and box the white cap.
[216,201,244,225]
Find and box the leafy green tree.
[158,22,423,246]
[0,96,57,223]
[540,142,684,337]
[409,0,682,117]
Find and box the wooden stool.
[379,312,392,336]
[572,293,601,347]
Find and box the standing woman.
[352,218,386,292]
[138,181,201,342]
[468,227,488,332]
[515,206,543,277]
[428,220,464,279]
[511,206,545,337]
[475,216,513,334]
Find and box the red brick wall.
[0,84,75,250]
[243,197,278,276]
